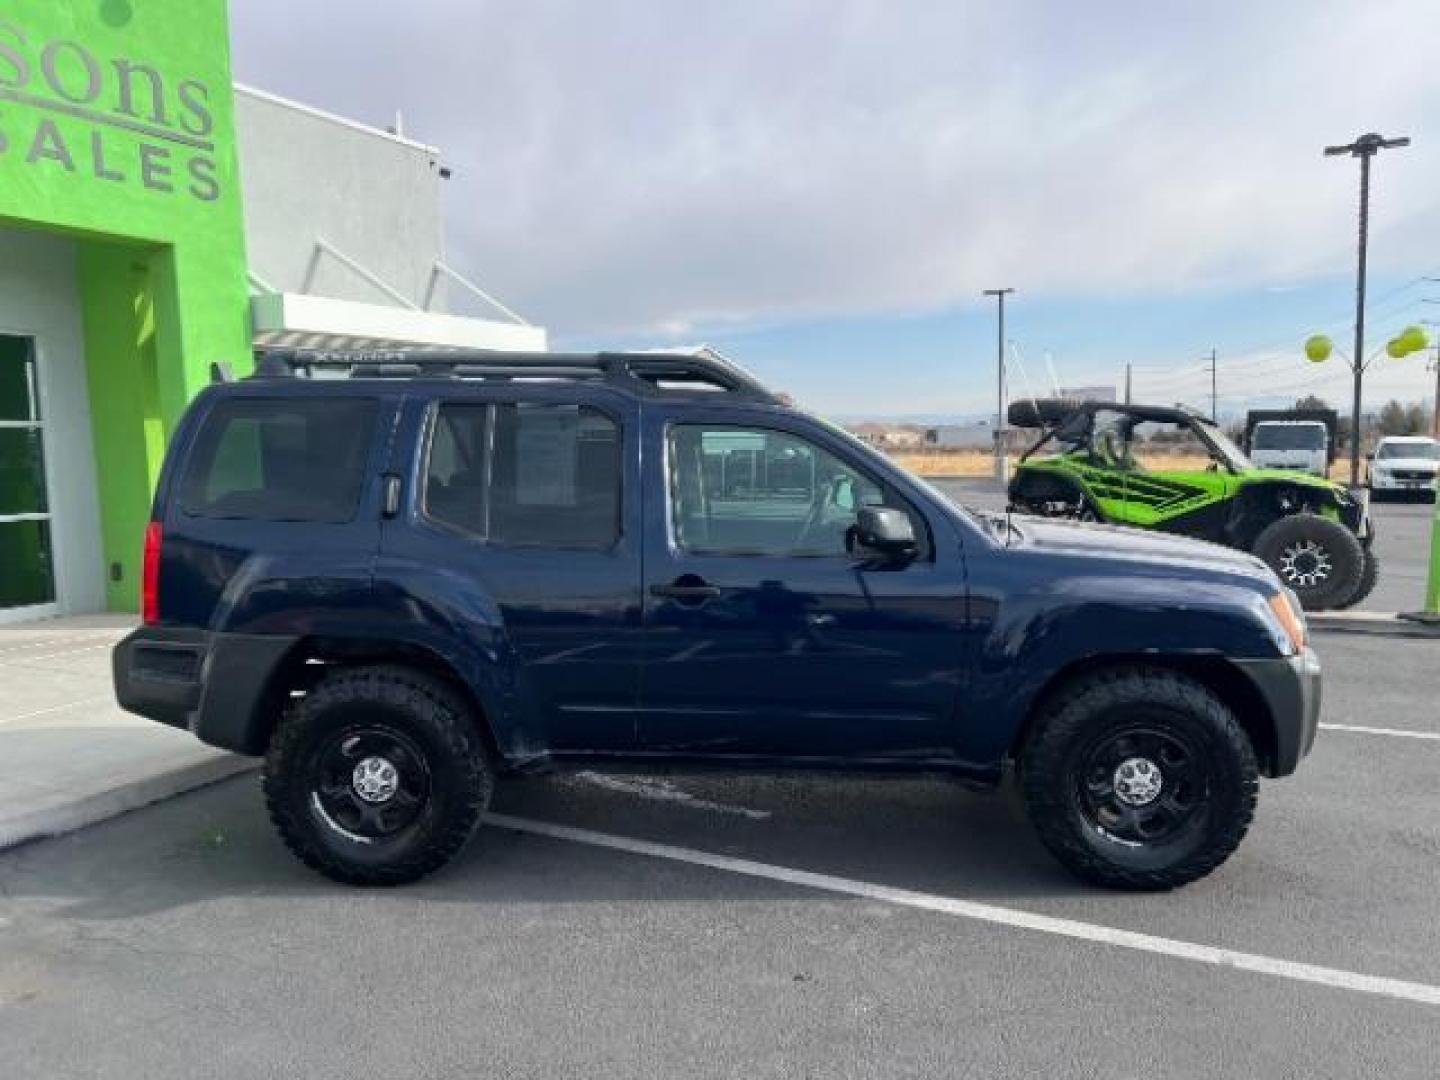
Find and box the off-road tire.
[1251,512,1364,612]
[1021,667,1259,891]
[1338,547,1380,610]
[264,665,492,886]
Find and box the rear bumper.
[113,627,298,755]
[1233,647,1322,777]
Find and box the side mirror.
[852,506,916,558]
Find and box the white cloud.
[231,0,1440,338]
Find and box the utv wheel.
[1338,547,1380,610]
[1251,512,1364,611]
[1021,668,1258,891]
[263,665,492,886]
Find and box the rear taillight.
[142,521,163,625]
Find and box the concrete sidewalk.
[0,616,254,851]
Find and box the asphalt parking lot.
[931,478,1435,614]
[1,627,1437,1078]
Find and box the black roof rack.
[246,346,781,404]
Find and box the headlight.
[1266,590,1308,655]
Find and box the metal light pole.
[983,288,1015,482]
[1324,132,1411,485]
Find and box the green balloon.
[1304,334,1333,362]
[1399,325,1429,353]
[1386,337,1408,358]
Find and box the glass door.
[0,335,56,611]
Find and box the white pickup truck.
[1249,420,1330,476]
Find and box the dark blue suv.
[114,349,1320,890]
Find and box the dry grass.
[885,448,1217,477]
[886,449,996,477]
[883,447,1359,482]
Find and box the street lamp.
[982,287,1015,482]
[1324,132,1411,485]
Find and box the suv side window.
[425,402,620,549]
[668,423,922,557]
[179,397,377,522]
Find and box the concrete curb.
[0,755,260,853]
[1309,612,1440,639]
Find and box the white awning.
[251,292,547,353]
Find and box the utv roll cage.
[1008,399,1230,467]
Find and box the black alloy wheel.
[1073,725,1206,848]
[308,726,433,843]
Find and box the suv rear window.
[425,402,620,548]
[179,398,378,522]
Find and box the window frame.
[177,395,380,524]
[420,398,625,552]
[664,420,932,561]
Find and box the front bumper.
[113,627,298,755]
[1370,471,1437,492]
[1233,647,1322,777]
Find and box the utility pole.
[1208,348,1218,421]
[1431,348,1440,439]
[1424,294,1440,438]
[1325,132,1411,485]
[983,288,1015,483]
[1124,362,1132,405]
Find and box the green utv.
[1006,400,1375,611]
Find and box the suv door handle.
[650,580,722,603]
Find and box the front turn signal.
[1268,591,1307,654]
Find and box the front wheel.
[263,665,492,886]
[1021,668,1259,891]
[1251,512,1364,611]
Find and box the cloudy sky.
[230,0,1440,418]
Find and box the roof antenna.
[210,361,235,384]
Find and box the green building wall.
[0,0,251,610]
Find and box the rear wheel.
[1251,512,1364,611]
[1337,547,1380,610]
[1021,668,1258,891]
[264,665,492,886]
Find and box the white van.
[1250,421,1329,476]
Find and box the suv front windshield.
[1253,424,1325,451]
[1377,440,1440,460]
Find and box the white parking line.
[485,812,1440,1008]
[0,695,114,725]
[1320,723,1440,742]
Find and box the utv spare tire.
[1251,513,1364,612]
[1008,398,1084,429]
